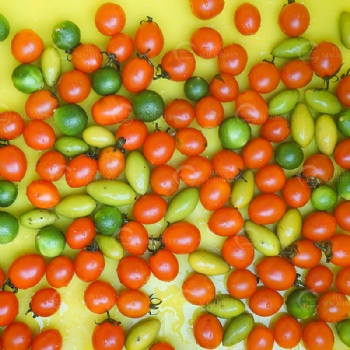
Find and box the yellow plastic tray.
[0,0,349,349]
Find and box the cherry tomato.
[282,176,311,208]
[290,239,322,269]
[248,61,280,94]
[116,255,150,289]
[150,342,175,350]
[260,116,290,143]
[29,287,61,317]
[317,291,350,323]
[95,2,126,36]
[335,266,350,295]
[302,153,334,184]
[159,49,196,82]
[175,127,207,156]
[149,248,179,282]
[193,313,223,349]
[226,268,257,299]
[248,193,286,225]
[97,145,125,180]
[328,233,350,267]
[212,149,244,181]
[195,96,224,128]
[247,325,274,350]
[71,43,103,73]
[31,329,63,350]
[26,179,60,209]
[122,56,154,92]
[35,150,67,182]
[119,221,149,256]
[334,138,350,169]
[106,32,134,63]
[116,289,153,318]
[1,321,33,350]
[23,119,56,151]
[302,321,334,350]
[200,176,231,211]
[65,153,98,188]
[162,221,201,254]
[221,235,254,269]
[248,287,283,317]
[242,137,273,169]
[305,265,333,293]
[189,0,224,20]
[0,111,25,140]
[281,59,313,89]
[273,315,302,349]
[234,2,261,35]
[91,94,132,126]
[278,2,310,37]
[66,217,96,250]
[74,248,105,282]
[0,268,5,287]
[135,17,164,58]
[0,291,19,327]
[84,280,116,314]
[182,272,215,305]
[336,75,350,107]
[209,73,239,102]
[163,98,195,129]
[235,89,268,124]
[150,164,179,197]
[11,28,43,63]
[217,43,248,76]
[25,90,59,120]
[45,255,74,288]
[132,193,167,224]
[208,207,244,237]
[8,254,46,290]
[335,200,350,231]
[92,319,125,350]
[301,211,337,242]
[190,27,223,59]
[255,164,286,193]
[0,142,27,182]
[178,155,213,187]
[143,131,175,165]
[115,119,148,151]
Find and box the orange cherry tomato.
[45,256,74,288]
[278,2,310,37]
[226,268,257,299]
[302,321,334,350]
[132,193,167,224]
[234,2,261,35]
[301,211,337,242]
[255,164,286,193]
[195,96,224,128]
[150,342,175,350]
[35,150,67,182]
[0,111,25,140]
[119,221,149,256]
[143,131,175,165]
[84,280,116,314]
[208,207,244,237]
[335,265,350,295]
[175,127,207,156]
[248,193,286,225]
[71,43,103,73]
[95,2,126,36]
[66,217,96,250]
[74,248,105,283]
[282,176,311,208]
[182,273,215,306]
[212,149,245,180]
[189,0,224,19]
[317,291,350,323]
[23,119,56,151]
[92,319,125,350]
[163,98,195,129]
[116,289,153,318]
[1,321,33,350]
[97,145,125,180]
[106,32,134,63]
[247,325,274,350]
[11,29,43,63]
[25,90,59,120]
[65,154,98,188]
[242,137,273,169]
[0,142,27,182]
[248,287,283,317]
[334,138,350,169]
[115,118,148,151]
[0,291,19,327]
[235,89,269,125]
[209,73,239,102]
[248,61,280,94]
[26,179,60,209]
[302,153,334,184]
[336,75,350,107]
[217,43,248,76]
[31,329,63,350]
[260,116,290,143]
[335,200,350,231]
[273,315,302,349]
[150,164,179,196]
[200,176,231,211]
[190,27,223,59]
[29,287,61,318]
[305,264,333,293]
[328,233,350,267]
[193,313,223,349]
[290,239,322,269]
[149,248,179,282]
[281,59,313,89]
[178,155,213,187]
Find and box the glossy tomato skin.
[249,287,283,317]
[26,179,60,209]
[106,32,134,63]
[189,0,224,20]
[175,127,207,157]
[46,256,74,288]
[179,155,213,187]
[95,2,126,36]
[193,313,224,349]
[278,2,310,37]
[195,96,224,128]
[335,200,350,231]
[302,320,334,350]
[334,138,350,169]
[31,329,63,350]
[335,265,350,295]
[273,315,302,349]
[248,61,280,94]
[116,288,151,318]
[282,177,311,208]
[182,272,215,306]
[132,194,167,224]
[226,268,257,299]
[336,75,350,107]
[71,43,103,73]
[74,249,105,283]
[199,176,231,211]
[301,211,337,242]
[217,43,248,76]
[190,27,223,59]
[302,153,334,183]
[291,239,322,269]
[329,234,350,267]
[0,291,19,327]
[317,291,350,323]
[84,280,117,314]
[143,131,175,165]
[242,137,273,169]
[305,265,333,293]
[0,143,27,182]
[25,90,59,120]
[97,146,125,180]
[163,98,195,129]
[66,217,96,250]
[30,287,61,317]
[65,154,98,188]
[1,321,33,350]
[35,150,67,182]
[11,29,43,63]
[212,149,244,181]
[149,248,179,282]
[234,3,261,35]
[23,119,56,151]
[208,207,244,237]
[115,119,148,151]
[255,164,286,193]
[58,69,91,103]
[281,59,313,89]
[209,73,239,102]
[119,221,149,255]
[0,111,25,140]
[246,325,274,350]
[150,342,175,350]
[92,319,125,350]
[150,164,180,197]
[260,117,290,143]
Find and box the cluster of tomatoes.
[2,0,350,349]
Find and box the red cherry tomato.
[328,233,350,267]
[143,131,175,165]
[132,193,167,224]
[25,90,59,120]
[65,154,98,188]
[1,321,33,350]
[178,155,213,187]
[212,149,245,181]
[66,217,96,250]
[317,291,350,323]
[189,0,224,20]
[149,248,179,282]
[35,150,67,182]
[248,287,283,317]
[281,59,313,89]
[290,239,322,269]
[92,319,125,350]
[193,313,223,349]
[217,43,248,76]
[260,116,290,143]
[116,289,154,318]
[0,142,27,182]
[23,119,56,151]
[305,264,333,293]
[150,342,175,350]
[84,280,116,314]
[97,145,125,180]
[208,207,244,237]
[302,153,334,184]
[335,200,350,231]
[29,287,61,317]
[0,291,19,327]
[226,268,257,299]
[247,325,274,350]
[335,266,350,295]
[301,211,337,242]
[163,98,195,129]
[115,119,148,151]
[334,138,350,169]
[182,273,215,306]
[302,321,334,350]
[209,73,239,102]
[74,248,105,283]
[0,111,25,140]
[106,32,134,63]
[150,164,179,197]
[95,2,126,36]
[248,61,280,94]
[195,96,224,128]
[278,2,310,37]
[234,3,261,35]
[336,75,350,107]
[31,329,63,350]
[71,43,103,73]
[273,315,302,349]
[199,176,231,211]
[242,137,273,169]
[190,27,223,59]
[45,256,74,288]
[119,221,149,256]
[175,127,207,156]
[255,164,286,193]
[282,176,312,208]
[26,179,60,209]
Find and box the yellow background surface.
[1,0,350,349]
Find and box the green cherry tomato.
[339,11,350,49]
[268,89,300,115]
[205,294,245,319]
[304,88,342,115]
[271,37,312,59]
[222,313,254,347]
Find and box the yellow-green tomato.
[188,250,230,276]
[19,209,58,229]
[244,220,280,256]
[291,103,314,148]
[86,180,136,207]
[55,194,97,218]
[205,294,245,319]
[339,11,350,49]
[268,89,300,116]
[55,136,89,157]
[222,313,254,347]
[271,37,312,58]
[41,45,61,87]
[125,150,150,195]
[304,88,342,115]
[94,235,123,260]
[165,187,199,223]
[231,170,254,209]
[82,125,115,148]
[125,318,161,350]
[277,208,302,249]
[315,114,337,155]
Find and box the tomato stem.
[153,64,170,80]
[314,241,333,263]
[136,50,154,66]
[85,240,100,252]
[25,304,38,318]
[104,52,121,71]
[148,293,162,315]
[0,138,10,148]
[147,235,164,254]
[140,16,154,24]
[114,137,127,154]
[3,279,18,293]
